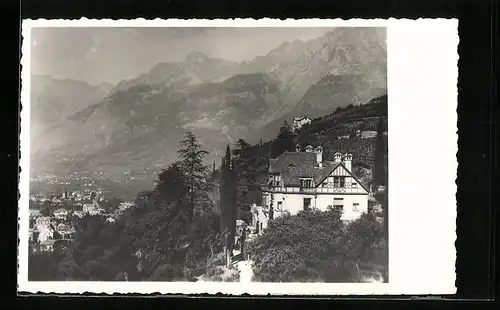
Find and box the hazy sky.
[30,27,334,85]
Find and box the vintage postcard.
[18,18,458,295]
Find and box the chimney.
[343,153,353,171]
[295,144,301,152]
[334,152,342,163]
[305,145,313,153]
[315,145,323,168]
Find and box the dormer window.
[300,178,313,188]
[269,174,281,187]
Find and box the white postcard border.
[19,18,458,295]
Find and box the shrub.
[247,209,387,283]
[202,264,240,282]
[149,263,186,281]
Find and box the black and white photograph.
[19,19,457,295]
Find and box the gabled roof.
[269,152,341,187]
[268,151,368,191]
[293,116,310,121]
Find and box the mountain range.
[30,27,387,179]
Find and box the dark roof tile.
[269,152,341,186]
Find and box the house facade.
[53,208,68,220]
[292,116,312,131]
[261,145,369,221]
[83,201,101,215]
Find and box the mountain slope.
[30,75,113,141]
[114,51,240,93]
[32,73,283,178]
[31,28,387,180]
[236,27,386,125]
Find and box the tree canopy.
[247,209,387,282]
[270,121,296,158]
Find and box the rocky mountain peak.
[185,51,210,63]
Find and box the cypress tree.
[219,145,237,266]
[270,121,296,158]
[374,117,386,188]
[374,116,389,282]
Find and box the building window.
[352,182,357,188]
[303,198,312,210]
[300,178,313,188]
[334,176,346,188]
[277,201,283,210]
[269,174,281,187]
[333,198,344,212]
[353,202,359,211]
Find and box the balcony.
[262,185,352,194]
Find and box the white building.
[35,216,51,227]
[261,145,369,222]
[360,130,377,139]
[118,202,135,211]
[40,239,55,252]
[53,208,68,220]
[73,210,85,218]
[29,209,41,219]
[56,223,76,239]
[37,227,54,243]
[83,201,101,215]
[292,116,312,131]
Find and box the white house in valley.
[261,145,369,221]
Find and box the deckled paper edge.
[18,18,458,296]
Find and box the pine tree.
[177,131,210,223]
[156,162,189,203]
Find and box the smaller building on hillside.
[292,116,312,131]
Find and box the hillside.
[235,94,388,192]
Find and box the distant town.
[29,182,135,253]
